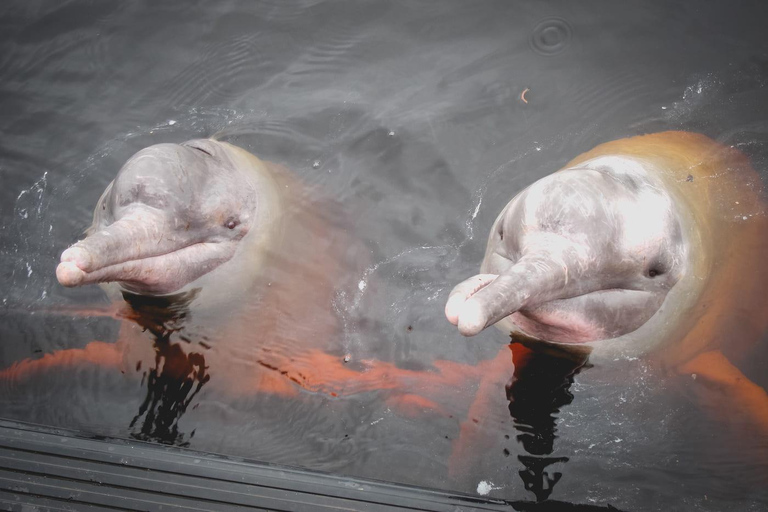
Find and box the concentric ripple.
[529,17,573,56]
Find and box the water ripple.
[161,34,276,107]
[529,17,573,56]
[286,26,366,78]
[0,3,121,87]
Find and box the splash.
[15,171,48,222]
[6,172,49,296]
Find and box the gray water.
[1,1,768,510]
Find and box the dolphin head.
[57,139,266,295]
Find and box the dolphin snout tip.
[56,261,86,287]
[60,246,92,271]
[456,299,487,337]
[444,295,463,325]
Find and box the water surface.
[1,1,767,510]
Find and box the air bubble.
[312,161,320,169]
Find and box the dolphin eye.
[189,145,213,157]
[225,218,240,230]
[647,266,665,278]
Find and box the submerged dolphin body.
[447,131,768,363]
[5,139,497,457]
[446,133,768,475]
[442,132,768,496]
[40,139,368,398]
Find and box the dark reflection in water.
[1,0,768,507]
[510,499,624,512]
[507,340,591,503]
[121,291,210,446]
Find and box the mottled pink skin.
[57,139,258,295]
[446,157,687,343]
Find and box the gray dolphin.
[446,143,688,344]
[57,139,284,297]
[446,132,768,362]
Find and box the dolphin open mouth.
[57,240,237,295]
[56,205,242,295]
[446,269,664,343]
[514,288,663,344]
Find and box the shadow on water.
[501,339,624,511]
[115,291,628,512]
[96,289,628,512]
[510,500,623,512]
[120,290,210,446]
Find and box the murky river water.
[1,1,767,510]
